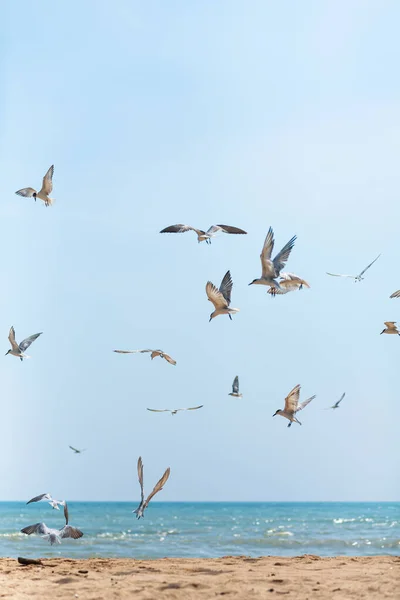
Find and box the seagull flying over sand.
[5,326,42,361]
[326,392,346,410]
[267,272,310,296]
[15,165,55,207]
[133,457,170,519]
[206,270,239,321]
[380,322,400,335]
[114,349,176,365]
[228,376,242,398]
[21,502,83,545]
[249,227,297,291]
[147,405,203,415]
[273,384,316,427]
[26,493,65,510]
[326,254,381,282]
[160,224,247,244]
[69,445,85,454]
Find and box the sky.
[2,0,400,502]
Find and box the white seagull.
[249,227,297,291]
[21,503,83,545]
[267,272,310,296]
[326,392,346,410]
[5,326,42,361]
[147,405,203,415]
[380,322,400,335]
[133,457,170,519]
[273,384,316,427]
[26,493,65,510]
[326,254,381,282]
[15,165,55,207]
[114,349,176,365]
[206,270,239,321]
[228,376,242,398]
[160,224,247,244]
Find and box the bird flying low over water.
[249,227,297,291]
[21,502,83,546]
[15,165,55,207]
[69,445,85,454]
[206,270,239,321]
[147,405,203,415]
[133,457,170,519]
[380,322,400,335]
[114,349,176,365]
[390,290,400,298]
[273,384,316,427]
[326,254,381,282]
[26,493,65,510]
[228,376,242,398]
[5,326,42,361]
[326,392,346,410]
[267,272,310,296]
[160,224,247,244]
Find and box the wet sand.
[0,555,398,599]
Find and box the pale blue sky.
[2,1,400,502]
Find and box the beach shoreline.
[1,555,398,599]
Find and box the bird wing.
[15,187,37,198]
[137,456,144,503]
[390,290,400,298]
[212,224,247,235]
[8,326,20,352]
[60,525,83,540]
[184,405,204,410]
[281,273,310,288]
[160,224,198,234]
[144,467,170,509]
[358,254,381,277]
[160,352,177,365]
[267,286,291,295]
[26,493,51,505]
[296,395,316,413]
[41,165,54,195]
[63,502,69,525]
[114,349,150,354]
[206,281,228,309]
[219,270,233,305]
[272,235,297,275]
[69,445,81,453]
[326,272,356,278]
[19,332,42,352]
[147,408,171,412]
[21,523,49,536]
[232,376,239,394]
[335,392,346,407]
[384,321,397,327]
[284,384,301,413]
[260,227,275,277]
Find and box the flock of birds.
[12,165,399,547]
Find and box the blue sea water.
[0,502,398,559]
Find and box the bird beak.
[209,316,212,322]
[248,282,253,286]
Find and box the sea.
[0,502,398,559]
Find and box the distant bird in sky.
[273,384,316,427]
[228,376,242,398]
[267,272,310,296]
[5,326,42,361]
[26,493,65,510]
[326,254,381,282]
[133,457,170,519]
[114,349,176,365]
[160,224,247,244]
[390,290,400,298]
[206,270,239,321]
[249,227,297,291]
[69,446,85,454]
[380,322,400,335]
[147,405,203,415]
[326,392,346,410]
[21,502,83,546]
[15,165,55,207]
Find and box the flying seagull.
[114,349,176,365]
[390,290,400,298]
[380,322,400,335]
[21,502,83,546]
[267,272,310,296]
[249,227,297,291]
[133,457,170,519]
[273,384,316,427]
[5,326,42,361]
[160,224,247,244]
[326,392,346,410]
[147,405,203,415]
[26,493,65,510]
[69,445,85,454]
[15,165,55,207]
[206,270,239,321]
[326,254,381,282]
[228,376,242,398]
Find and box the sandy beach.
[0,555,398,599]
